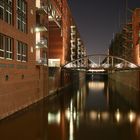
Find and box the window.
[0,33,13,59]
[0,0,13,24]
[16,0,27,32]
[17,41,27,62]
[5,36,13,59]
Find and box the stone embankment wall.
[108,70,140,109]
[48,68,86,94]
[109,70,140,91]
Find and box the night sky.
[68,0,140,55]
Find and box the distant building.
[109,8,140,65]
[132,8,140,65]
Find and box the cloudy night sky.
[68,0,140,55]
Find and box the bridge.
[62,54,140,73]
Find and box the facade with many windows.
[109,8,140,66]
[0,0,86,119]
[0,0,37,119]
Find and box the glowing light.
[115,109,121,122]
[98,113,101,120]
[128,111,136,123]
[48,111,60,124]
[115,63,123,68]
[128,63,137,68]
[88,81,105,91]
[101,112,109,121]
[35,27,40,32]
[65,108,70,120]
[88,69,105,72]
[90,111,97,120]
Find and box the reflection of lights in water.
[135,116,140,137]
[69,116,74,140]
[77,91,80,110]
[65,108,70,120]
[70,100,73,112]
[88,81,105,91]
[128,111,136,123]
[89,111,109,121]
[65,108,77,121]
[101,112,109,121]
[90,111,97,120]
[98,113,101,120]
[137,117,140,127]
[73,110,76,120]
[115,109,121,122]
[48,111,60,124]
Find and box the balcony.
[71,51,76,56]
[36,6,48,15]
[35,24,48,32]
[47,2,62,28]
[36,38,47,49]
[36,58,47,66]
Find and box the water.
[0,77,140,140]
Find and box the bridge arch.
[62,54,139,70]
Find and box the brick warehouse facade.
[109,8,140,65]
[132,8,140,65]
[0,0,86,119]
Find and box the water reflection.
[48,111,61,124]
[88,81,105,91]
[0,78,140,140]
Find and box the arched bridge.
[62,54,139,72]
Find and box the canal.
[0,76,140,140]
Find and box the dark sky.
[68,0,140,55]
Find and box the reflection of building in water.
[74,109,137,124]
[135,115,140,139]
[88,81,105,91]
[108,79,139,111]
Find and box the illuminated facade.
[132,8,140,65]
[109,8,140,65]
[0,0,86,119]
[70,24,87,67]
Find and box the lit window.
[0,0,13,24]
[16,0,27,32]
[0,33,13,59]
[17,41,27,62]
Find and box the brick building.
[132,8,140,65]
[0,0,86,118]
[109,8,140,65]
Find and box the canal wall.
[108,70,140,91]
[0,66,85,120]
[48,68,86,94]
[108,79,140,110]
[0,65,49,120]
[108,70,140,109]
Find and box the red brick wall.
[0,0,49,119]
[132,8,140,65]
[48,21,63,62]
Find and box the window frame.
[16,0,27,33]
[17,41,28,62]
[0,0,13,24]
[0,33,13,60]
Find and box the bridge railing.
[62,54,140,71]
